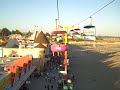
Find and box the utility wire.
[74,0,116,25]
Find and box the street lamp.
[55,19,58,30]
[89,16,92,25]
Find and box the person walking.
[47,85,50,90]
[44,85,46,90]
[51,85,53,90]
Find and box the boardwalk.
[23,57,65,90]
[27,67,60,90]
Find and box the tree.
[1,28,11,36]
[11,30,22,35]
[11,30,16,34]
[73,32,80,35]
[26,31,32,36]
[15,30,22,34]
[45,32,50,37]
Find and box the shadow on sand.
[68,44,120,90]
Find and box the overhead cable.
[74,0,116,25]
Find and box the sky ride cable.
[74,0,116,26]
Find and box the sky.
[0,0,120,36]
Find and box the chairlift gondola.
[83,17,96,41]
[83,25,96,41]
[51,30,68,52]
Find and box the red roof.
[34,31,49,44]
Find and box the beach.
[69,43,120,90]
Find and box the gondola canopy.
[70,30,74,32]
[83,25,95,29]
[51,31,67,34]
[74,28,80,30]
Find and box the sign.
[56,47,61,50]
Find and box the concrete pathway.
[27,67,60,90]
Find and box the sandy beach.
[68,43,120,90]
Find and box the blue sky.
[0,0,120,36]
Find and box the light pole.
[89,17,96,40]
[59,25,74,79]
[34,26,39,39]
[61,26,74,44]
[78,24,79,29]
[55,19,58,30]
[89,16,92,25]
